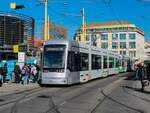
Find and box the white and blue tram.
[39,39,132,85]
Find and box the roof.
[145,42,150,44]
[86,21,132,27]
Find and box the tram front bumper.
[41,77,68,85]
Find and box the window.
[86,35,90,41]
[120,42,126,49]
[92,54,101,69]
[92,34,97,46]
[112,51,118,53]
[101,34,108,40]
[80,53,89,71]
[120,33,126,40]
[102,42,108,49]
[128,27,136,31]
[129,42,136,49]
[112,42,118,49]
[120,51,126,55]
[109,57,115,68]
[67,52,80,71]
[129,33,136,39]
[103,56,107,68]
[112,33,118,40]
[116,58,119,68]
[129,51,136,57]
[43,45,66,69]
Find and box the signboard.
[19,45,28,52]
[13,45,19,53]
[18,52,26,63]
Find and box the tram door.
[102,56,108,77]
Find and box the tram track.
[0,87,44,107]
[52,73,129,108]
[0,86,41,98]
[90,72,145,113]
[0,86,62,111]
[40,74,125,113]
[0,72,132,113]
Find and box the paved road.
[0,72,150,113]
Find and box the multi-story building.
[74,21,145,60]
[144,42,150,60]
[0,12,34,60]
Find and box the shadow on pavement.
[121,86,150,94]
[0,99,5,102]
[101,90,145,113]
[124,73,137,81]
[121,86,150,103]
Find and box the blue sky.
[0,0,150,41]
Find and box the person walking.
[21,64,30,85]
[35,63,40,80]
[136,63,146,91]
[3,63,8,83]
[146,63,150,81]
[31,64,37,83]
[14,63,21,83]
[0,64,3,86]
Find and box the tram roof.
[44,39,75,45]
[44,39,132,59]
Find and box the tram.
[39,39,133,85]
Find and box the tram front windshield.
[43,45,66,72]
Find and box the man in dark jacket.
[137,63,145,91]
[146,64,150,81]
[3,63,8,83]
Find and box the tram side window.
[67,52,80,71]
[92,54,101,70]
[122,59,125,67]
[116,58,119,68]
[80,53,89,71]
[109,57,115,68]
[103,56,107,69]
[119,59,122,66]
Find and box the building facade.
[0,12,34,60]
[74,21,145,60]
[144,42,150,60]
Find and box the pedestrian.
[2,63,8,83]
[31,64,37,83]
[35,63,40,79]
[146,63,150,81]
[136,63,146,91]
[0,64,3,87]
[21,63,30,85]
[14,63,21,83]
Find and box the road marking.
[60,101,67,106]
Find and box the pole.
[81,8,86,46]
[44,0,48,41]
[47,15,50,40]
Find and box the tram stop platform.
[0,82,39,96]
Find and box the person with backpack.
[21,63,30,85]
